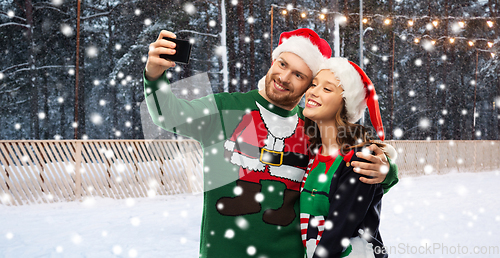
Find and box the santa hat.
[258,28,331,90]
[319,57,385,141]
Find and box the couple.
[144,28,398,258]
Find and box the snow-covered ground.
[1,171,499,258]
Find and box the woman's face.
[303,69,344,123]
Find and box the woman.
[300,57,395,258]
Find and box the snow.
[1,171,499,257]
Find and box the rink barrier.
[0,140,499,205]
[0,140,203,205]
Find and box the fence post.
[74,141,82,200]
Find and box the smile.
[273,80,289,91]
[306,99,321,107]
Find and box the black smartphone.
[160,37,192,64]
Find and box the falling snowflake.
[236,217,249,230]
[61,24,73,37]
[394,128,403,138]
[71,233,83,244]
[247,246,257,256]
[144,19,152,26]
[419,118,430,129]
[38,112,46,120]
[393,205,404,214]
[86,46,98,58]
[209,20,216,27]
[134,9,141,16]
[224,229,235,239]
[90,113,102,125]
[130,217,141,226]
[255,193,264,202]
[112,245,122,255]
[0,72,4,80]
[424,165,433,174]
[128,249,138,257]
[415,58,423,66]
[184,3,196,14]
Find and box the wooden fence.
[1,140,499,205]
[0,140,203,206]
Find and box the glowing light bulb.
[488,42,493,48]
[432,20,438,27]
[282,10,287,15]
[449,38,455,43]
[340,16,347,22]
[384,18,391,25]
[458,21,465,28]
[301,12,306,18]
[468,41,474,47]
[431,40,436,45]
[414,38,420,44]
[408,20,414,26]
[491,53,496,58]
[363,18,368,24]
[319,14,326,20]
[487,21,494,28]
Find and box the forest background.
[1,0,499,141]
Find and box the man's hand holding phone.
[145,30,192,81]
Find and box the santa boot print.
[262,189,300,226]
[215,180,262,216]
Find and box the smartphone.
[160,37,192,64]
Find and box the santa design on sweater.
[216,102,310,226]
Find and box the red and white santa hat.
[319,57,385,141]
[258,28,332,90]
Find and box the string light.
[271,5,498,56]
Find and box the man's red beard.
[264,73,305,108]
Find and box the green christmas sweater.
[300,148,388,258]
[143,72,398,257]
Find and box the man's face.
[264,52,313,109]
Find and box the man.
[144,28,398,257]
